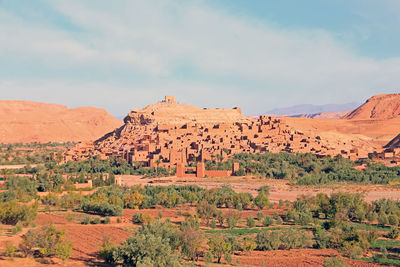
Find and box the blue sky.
[0,0,399,116]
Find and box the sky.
[0,0,399,117]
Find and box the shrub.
[196,201,219,226]
[158,211,163,219]
[257,211,265,221]
[323,256,348,267]
[313,227,331,249]
[123,192,143,209]
[366,212,378,223]
[226,210,240,229]
[240,236,257,253]
[5,242,16,258]
[66,213,73,222]
[204,251,213,263]
[275,216,283,225]
[262,216,274,227]
[12,221,23,235]
[246,216,256,228]
[224,252,232,264]
[59,193,83,210]
[98,236,118,264]
[254,193,269,210]
[91,217,101,224]
[378,213,389,226]
[210,219,217,229]
[132,213,143,224]
[0,201,37,225]
[81,215,91,225]
[257,185,270,197]
[388,214,399,226]
[281,229,312,249]
[387,227,400,239]
[104,216,111,224]
[294,211,313,225]
[340,242,362,259]
[142,213,154,224]
[19,225,73,261]
[80,201,122,216]
[255,231,281,250]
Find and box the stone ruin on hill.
[64,96,367,176]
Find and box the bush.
[275,216,283,225]
[5,242,16,258]
[123,192,143,209]
[366,212,378,223]
[204,251,213,263]
[340,242,362,259]
[294,211,313,225]
[80,201,122,216]
[91,217,101,224]
[246,216,256,228]
[280,229,312,249]
[132,213,143,224]
[254,193,269,210]
[262,216,274,227]
[210,219,217,229]
[98,236,118,264]
[226,210,240,229]
[255,231,281,250]
[378,213,389,226]
[257,211,265,221]
[0,201,37,225]
[11,221,23,235]
[313,227,331,249]
[19,225,73,261]
[240,236,257,253]
[196,201,219,226]
[387,227,400,239]
[81,215,91,225]
[323,256,348,267]
[104,216,111,224]
[388,214,399,226]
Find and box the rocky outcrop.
[0,100,122,143]
[343,94,400,120]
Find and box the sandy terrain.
[0,100,122,143]
[119,175,400,202]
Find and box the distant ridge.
[343,94,400,120]
[266,102,360,116]
[0,100,123,143]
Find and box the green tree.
[207,235,232,263]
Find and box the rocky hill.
[288,111,349,119]
[343,94,400,120]
[0,100,122,143]
[65,96,384,165]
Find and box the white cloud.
[0,0,399,114]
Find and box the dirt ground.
[0,207,389,267]
[1,175,398,266]
[119,175,400,202]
